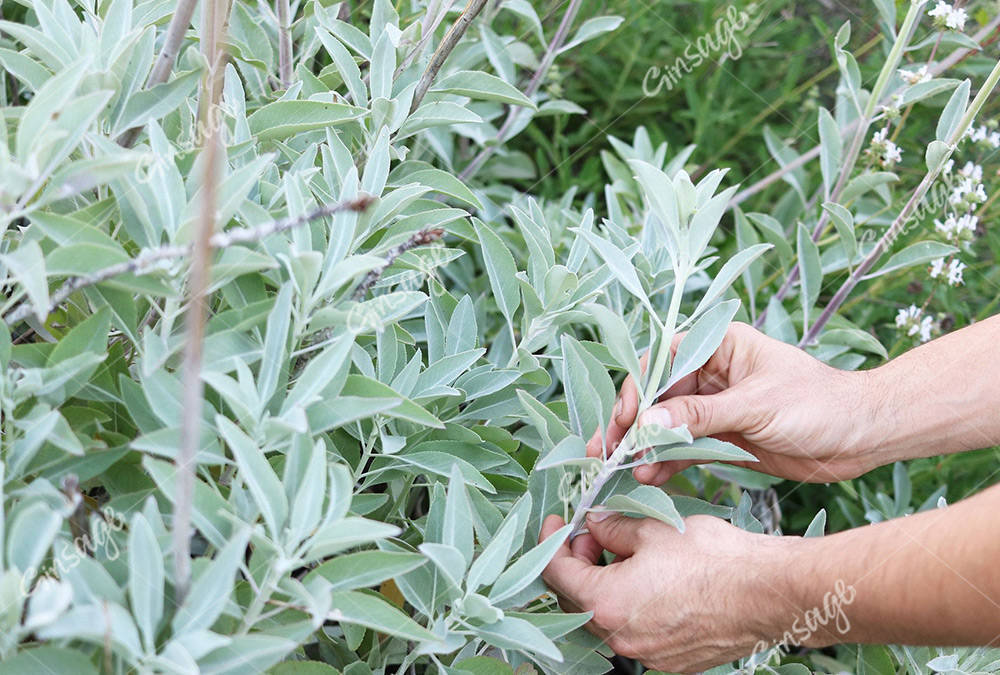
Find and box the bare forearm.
[866,315,1000,462]
[758,483,1000,648]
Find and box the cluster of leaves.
[0,0,999,673]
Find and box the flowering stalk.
[800,57,1000,347]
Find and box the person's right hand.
[587,322,886,485]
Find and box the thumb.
[584,510,645,557]
[639,389,749,439]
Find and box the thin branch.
[459,0,583,181]
[410,0,489,114]
[8,200,372,324]
[118,0,200,148]
[394,0,456,78]
[352,227,445,300]
[173,0,228,605]
[3,197,374,326]
[276,0,293,89]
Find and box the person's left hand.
[540,511,786,673]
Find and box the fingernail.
[614,397,623,419]
[587,508,613,523]
[639,408,672,427]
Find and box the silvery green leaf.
[818,328,887,359]
[246,100,365,141]
[664,298,740,392]
[417,542,465,595]
[280,332,353,415]
[431,71,535,108]
[23,578,72,631]
[473,219,520,328]
[763,126,807,201]
[128,513,163,652]
[573,226,653,313]
[37,603,142,660]
[315,27,367,107]
[561,335,602,439]
[197,634,298,675]
[804,509,827,537]
[865,241,958,279]
[690,243,772,319]
[443,464,475,567]
[216,416,288,539]
[604,486,684,531]
[489,524,571,603]
[2,240,49,320]
[583,302,642,385]
[457,592,504,624]
[472,615,562,661]
[535,435,600,470]
[368,31,394,101]
[7,501,60,578]
[171,529,251,636]
[925,139,951,173]
[634,423,693,450]
[305,551,426,592]
[687,184,737,262]
[257,285,292,408]
[330,591,435,641]
[0,646,98,675]
[818,107,841,197]
[899,78,959,106]
[732,492,764,533]
[797,223,822,329]
[936,79,970,142]
[305,518,401,561]
[643,436,756,463]
[746,212,793,261]
[467,494,531,592]
[822,202,856,264]
[558,16,624,53]
[287,437,327,546]
[840,171,897,204]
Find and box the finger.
[634,459,698,485]
[639,388,750,440]
[584,510,646,557]
[569,531,604,565]
[540,515,597,607]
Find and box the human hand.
[588,322,882,484]
[540,511,787,672]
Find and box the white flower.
[947,259,966,286]
[928,1,967,31]
[959,161,983,182]
[990,132,1000,148]
[899,65,931,85]
[928,0,952,21]
[918,315,934,342]
[943,158,955,174]
[929,257,946,278]
[946,7,968,31]
[869,127,903,167]
[896,304,934,342]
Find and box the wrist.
[844,364,906,473]
[743,533,854,651]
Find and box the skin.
[541,318,1000,672]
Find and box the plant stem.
[2,197,374,326]
[459,0,583,181]
[800,57,1000,347]
[409,0,488,114]
[173,0,227,604]
[276,0,293,89]
[750,1,925,329]
[118,0,200,147]
[569,265,688,537]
